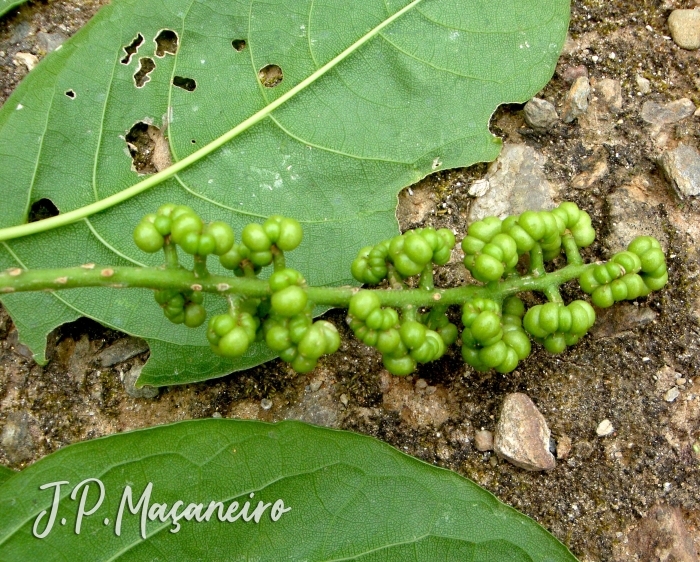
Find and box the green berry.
[495,347,519,373]
[271,286,308,316]
[241,223,272,252]
[134,221,165,253]
[382,354,416,376]
[479,340,508,368]
[266,325,291,351]
[471,311,501,345]
[349,290,381,320]
[291,355,317,374]
[403,233,433,265]
[592,285,614,308]
[473,253,504,282]
[153,215,172,236]
[171,213,203,244]
[206,221,235,255]
[502,329,531,360]
[183,303,206,328]
[400,320,427,350]
[218,327,250,358]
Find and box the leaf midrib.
[0,0,426,244]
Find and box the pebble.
[590,302,658,339]
[523,97,559,130]
[593,78,622,113]
[212,412,223,418]
[556,434,572,460]
[641,98,696,126]
[414,378,428,390]
[36,31,67,53]
[122,365,159,399]
[339,393,348,406]
[468,144,555,222]
[493,393,556,471]
[424,385,437,395]
[7,328,34,360]
[97,336,149,367]
[561,76,590,123]
[474,430,494,452]
[309,380,322,392]
[596,419,614,437]
[658,144,700,199]
[260,398,273,410]
[561,64,588,84]
[636,75,651,94]
[13,52,38,71]
[664,387,680,402]
[624,503,698,561]
[468,179,489,197]
[667,9,700,50]
[0,411,36,464]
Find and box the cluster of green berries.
[134,204,235,257]
[346,291,458,376]
[461,297,531,373]
[579,236,667,308]
[461,202,595,282]
[522,300,596,353]
[351,227,456,284]
[133,202,669,378]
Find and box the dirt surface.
[1,1,700,560]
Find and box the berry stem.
[562,234,583,265]
[418,264,434,291]
[163,239,179,269]
[272,247,286,272]
[193,256,210,278]
[528,243,545,276]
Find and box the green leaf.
[0,0,27,19]
[0,466,16,487]
[0,0,570,385]
[0,419,578,561]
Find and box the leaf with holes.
[0,419,579,561]
[0,0,570,386]
[0,0,27,18]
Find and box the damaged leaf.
[0,0,569,386]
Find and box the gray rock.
[468,144,556,222]
[69,334,91,385]
[667,9,700,50]
[658,144,700,199]
[1,411,37,464]
[36,32,68,54]
[641,98,696,126]
[122,365,159,399]
[9,21,32,44]
[594,78,622,113]
[98,336,149,367]
[606,185,668,253]
[664,387,680,402]
[523,98,559,130]
[561,76,590,123]
[474,430,494,452]
[636,75,651,95]
[494,393,556,471]
[590,302,658,339]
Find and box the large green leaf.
[0,419,578,561]
[0,0,27,19]
[0,0,570,386]
[0,466,15,487]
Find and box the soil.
[1,1,700,561]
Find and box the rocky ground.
[1,1,700,560]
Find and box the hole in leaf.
[173,76,196,92]
[258,64,283,88]
[65,89,76,99]
[28,198,60,223]
[121,33,144,65]
[232,39,246,51]
[191,139,196,144]
[125,121,172,175]
[133,57,156,88]
[154,29,178,58]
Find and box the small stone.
[667,9,700,50]
[212,412,223,418]
[596,419,614,437]
[260,398,273,410]
[468,179,489,197]
[494,393,556,471]
[677,378,687,385]
[97,336,149,367]
[594,78,622,113]
[7,328,34,360]
[590,302,658,339]
[309,380,322,392]
[561,64,588,84]
[665,387,681,402]
[339,393,348,406]
[658,144,700,199]
[636,75,651,94]
[36,31,68,53]
[561,76,590,123]
[468,144,556,222]
[556,434,572,459]
[641,98,696,126]
[523,97,559,130]
[123,365,159,399]
[415,378,428,390]
[474,430,494,452]
[1,411,37,464]
[13,52,39,71]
